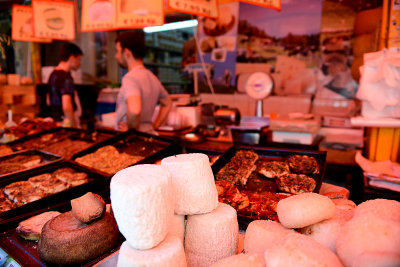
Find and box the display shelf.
[144,62,181,69]
[146,44,182,54]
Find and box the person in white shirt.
[114,31,171,134]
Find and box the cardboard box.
[272,131,317,145]
[312,98,359,117]
[263,95,312,115]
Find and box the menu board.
[81,0,117,32]
[32,0,75,40]
[239,0,281,10]
[115,0,164,28]
[167,0,218,18]
[11,5,51,43]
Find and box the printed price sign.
[11,5,51,43]
[32,0,75,40]
[116,0,164,28]
[239,0,281,11]
[81,0,118,32]
[167,0,218,18]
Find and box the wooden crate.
[1,85,36,105]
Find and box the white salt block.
[185,202,238,267]
[161,153,218,215]
[170,214,185,242]
[117,235,187,267]
[110,164,173,250]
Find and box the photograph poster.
[197,2,239,94]
[237,0,322,95]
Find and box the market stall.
[0,0,399,266]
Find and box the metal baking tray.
[0,187,124,267]
[212,146,327,227]
[7,127,116,159]
[71,129,181,176]
[0,150,62,180]
[0,161,110,223]
[183,146,230,166]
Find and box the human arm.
[61,94,77,127]
[153,96,172,129]
[125,94,142,130]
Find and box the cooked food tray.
[8,127,116,159]
[0,161,110,223]
[212,146,326,227]
[0,150,62,180]
[71,129,180,176]
[0,188,123,267]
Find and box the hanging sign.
[167,0,218,18]
[81,0,118,32]
[11,5,51,43]
[32,0,75,40]
[116,0,164,28]
[239,0,281,11]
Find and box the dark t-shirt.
[47,70,76,121]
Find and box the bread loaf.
[211,253,265,267]
[264,232,343,267]
[351,251,400,267]
[301,207,353,253]
[353,198,400,221]
[161,153,218,215]
[277,193,336,228]
[110,164,173,250]
[244,220,291,254]
[71,192,105,223]
[336,216,400,267]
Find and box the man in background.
[114,31,171,134]
[48,42,83,128]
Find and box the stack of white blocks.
[110,153,239,267]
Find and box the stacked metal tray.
[0,128,182,265]
[71,129,181,176]
[212,146,327,227]
[0,161,111,222]
[0,162,122,267]
[0,150,62,179]
[8,127,116,159]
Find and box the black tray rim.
[0,161,110,224]
[70,129,181,174]
[7,127,116,147]
[212,145,327,194]
[7,127,117,160]
[0,149,63,181]
[0,184,122,267]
